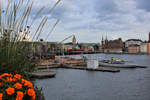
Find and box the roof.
[64,42,73,45]
[128,44,140,47]
[126,39,142,42]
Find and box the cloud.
[136,0,150,12]
[2,0,150,42]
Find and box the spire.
[105,35,107,40]
[105,34,108,44]
[72,35,76,44]
[72,35,76,49]
[101,35,104,45]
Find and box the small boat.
[101,59,125,64]
[99,57,147,68]
[100,57,125,64]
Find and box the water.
[35,54,150,100]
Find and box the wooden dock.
[30,71,56,79]
[37,64,120,73]
[62,64,120,72]
[36,64,61,69]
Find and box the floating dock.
[37,64,120,73]
[30,71,56,79]
[36,64,61,69]
[99,62,147,68]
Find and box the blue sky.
[2,0,150,43]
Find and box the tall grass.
[0,0,60,76]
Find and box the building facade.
[140,43,147,53]
[125,39,142,48]
[102,38,124,53]
[128,44,140,53]
[147,43,150,54]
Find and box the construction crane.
[58,35,75,55]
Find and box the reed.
[0,0,60,76]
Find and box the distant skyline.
[2,0,150,43]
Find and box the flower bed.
[0,73,36,100]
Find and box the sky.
[2,0,150,43]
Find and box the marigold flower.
[2,62,7,66]
[6,77,13,82]
[15,83,22,89]
[16,91,24,100]
[14,74,22,80]
[12,78,16,82]
[27,89,35,97]
[1,73,9,77]
[24,80,33,88]
[0,93,3,100]
[6,87,15,95]
[21,79,26,83]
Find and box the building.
[26,41,59,54]
[125,39,142,48]
[102,38,124,53]
[140,43,147,53]
[147,43,150,54]
[64,42,74,50]
[79,43,98,52]
[149,33,150,42]
[63,35,77,50]
[128,44,140,53]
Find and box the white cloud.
[2,0,150,42]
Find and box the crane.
[58,35,75,55]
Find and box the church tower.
[72,35,76,49]
[105,35,108,44]
[101,36,104,52]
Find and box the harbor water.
[35,54,150,100]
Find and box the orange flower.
[24,80,33,88]
[27,89,35,97]
[1,73,9,77]
[0,93,3,100]
[0,73,12,78]
[15,83,22,89]
[21,79,26,83]
[6,87,15,95]
[12,78,16,82]
[2,62,7,66]
[14,74,22,80]
[6,77,13,82]
[16,91,24,100]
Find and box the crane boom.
[58,34,75,55]
[59,35,74,43]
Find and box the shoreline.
[59,52,150,56]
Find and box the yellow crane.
[58,35,75,55]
